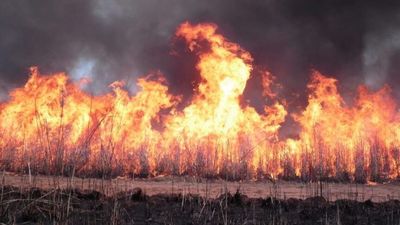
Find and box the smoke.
[0,0,399,102]
[363,12,400,99]
[364,29,400,86]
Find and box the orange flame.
[291,71,400,181]
[0,22,399,182]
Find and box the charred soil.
[0,186,399,225]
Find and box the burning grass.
[0,22,399,182]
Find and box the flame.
[0,22,399,181]
[164,22,287,176]
[292,71,400,181]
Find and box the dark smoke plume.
[1,0,400,105]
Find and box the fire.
[292,71,400,181]
[0,67,177,175]
[0,22,399,182]
[165,22,287,177]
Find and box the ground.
[0,173,399,224]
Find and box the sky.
[1,0,400,107]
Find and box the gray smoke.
[363,14,400,99]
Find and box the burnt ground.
[0,185,399,225]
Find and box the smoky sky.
[1,0,400,106]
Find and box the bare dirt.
[2,172,400,202]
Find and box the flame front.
[290,72,400,181]
[0,22,399,181]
